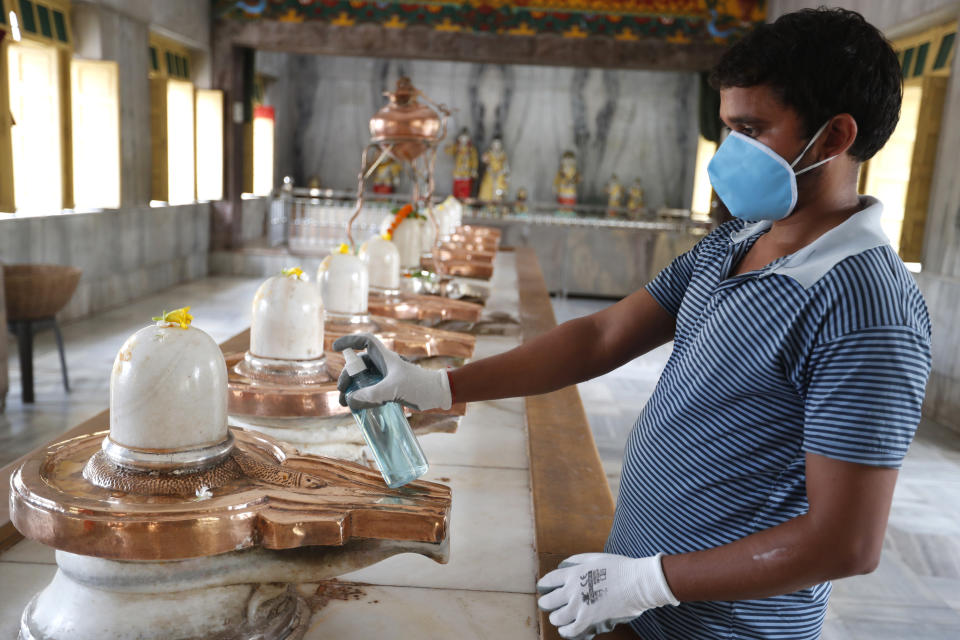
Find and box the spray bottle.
[342,348,429,488]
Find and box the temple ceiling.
[213,0,766,71]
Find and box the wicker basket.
[2,264,82,322]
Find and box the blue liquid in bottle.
[343,349,429,488]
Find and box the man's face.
[718,86,817,169]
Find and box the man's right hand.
[332,333,453,412]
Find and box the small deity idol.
[478,137,510,203]
[554,151,581,207]
[373,157,402,194]
[514,187,529,215]
[445,127,479,199]
[627,178,645,217]
[605,174,624,216]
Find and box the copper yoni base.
[226,351,344,419]
[421,256,494,280]
[368,291,483,324]
[10,428,450,561]
[453,225,501,250]
[447,233,499,253]
[324,314,476,360]
[432,246,496,265]
[226,350,465,423]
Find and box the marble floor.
[552,295,960,639]
[2,284,960,638]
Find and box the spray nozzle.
[342,348,368,376]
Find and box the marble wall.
[0,205,210,322]
[271,55,699,210]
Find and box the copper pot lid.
[10,428,450,561]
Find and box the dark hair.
[710,7,902,162]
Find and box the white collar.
[728,196,891,289]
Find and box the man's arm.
[448,288,676,404]
[662,453,896,601]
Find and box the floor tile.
[0,562,57,639]
[299,582,538,640]
[0,539,56,564]
[420,397,528,470]
[340,464,536,594]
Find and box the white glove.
[333,333,452,412]
[536,552,679,640]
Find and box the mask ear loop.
[791,120,840,175]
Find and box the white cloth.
[333,333,452,412]
[537,552,679,640]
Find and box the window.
[902,48,915,78]
[913,42,930,77]
[196,89,224,201]
[166,79,196,205]
[12,0,70,46]
[1,0,72,214]
[148,33,197,204]
[149,34,191,80]
[7,41,61,214]
[934,32,956,70]
[861,20,956,262]
[863,84,922,253]
[690,136,716,217]
[71,59,120,209]
[251,105,275,197]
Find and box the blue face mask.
[707,121,838,222]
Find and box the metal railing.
[267,190,713,253]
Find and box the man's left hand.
[536,552,678,640]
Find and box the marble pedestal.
[20,540,447,640]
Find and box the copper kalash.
[347,77,496,291]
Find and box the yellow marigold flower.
[281,266,304,279]
[152,306,193,329]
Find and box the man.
[335,8,931,639]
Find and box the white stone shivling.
[250,271,325,360]
[360,235,401,292]
[109,316,228,460]
[390,216,423,269]
[436,196,464,238]
[317,251,369,316]
[421,212,437,255]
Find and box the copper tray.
[226,351,466,419]
[421,256,494,280]
[368,291,483,324]
[10,428,450,561]
[324,315,476,360]
[432,246,496,265]
[454,225,501,250]
[457,225,501,241]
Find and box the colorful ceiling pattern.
[215,0,766,44]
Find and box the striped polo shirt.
[605,197,931,639]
